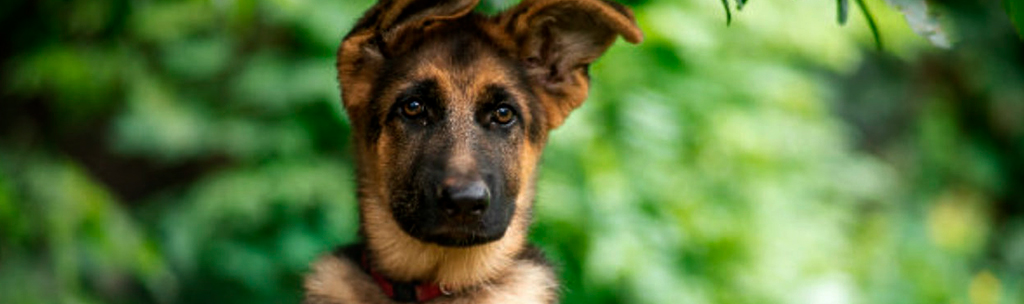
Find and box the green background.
[1,0,1023,303]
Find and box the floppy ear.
[497,0,643,129]
[337,0,480,111]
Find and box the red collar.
[362,251,446,302]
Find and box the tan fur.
[305,255,391,304]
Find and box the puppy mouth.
[421,223,505,247]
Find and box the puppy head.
[337,0,641,284]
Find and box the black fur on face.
[357,23,546,247]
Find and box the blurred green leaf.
[838,0,849,24]
[1008,0,1024,39]
[162,36,234,80]
[131,1,216,44]
[8,46,125,122]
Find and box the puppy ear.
[338,0,480,111]
[498,0,642,129]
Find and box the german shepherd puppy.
[304,0,641,303]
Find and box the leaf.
[1007,0,1024,39]
[720,0,732,25]
[856,0,883,50]
[838,0,849,24]
[883,0,952,48]
[736,0,748,10]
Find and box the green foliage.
[1,0,1022,304]
[1008,0,1024,39]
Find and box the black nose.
[439,180,490,218]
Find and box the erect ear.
[497,0,642,129]
[337,0,480,111]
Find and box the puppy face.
[336,0,642,284]
[368,26,547,246]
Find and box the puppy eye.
[492,106,516,126]
[401,99,426,118]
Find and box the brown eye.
[402,99,425,118]
[493,106,516,125]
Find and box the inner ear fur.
[337,0,480,112]
[498,0,643,129]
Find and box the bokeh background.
[2,0,1023,303]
